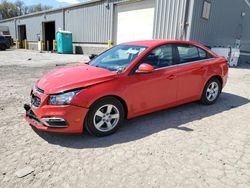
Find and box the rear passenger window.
[177,44,213,64]
[177,45,200,63]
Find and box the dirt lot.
[0,49,250,188]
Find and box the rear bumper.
[24,104,88,133]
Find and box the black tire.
[0,45,6,51]
[200,77,222,105]
[85,97,125,137]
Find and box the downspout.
[14,18,17,40]
[185,0,194,40]
[110,2,114,45]
[62,8,65,30]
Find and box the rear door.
[174,44,214,101]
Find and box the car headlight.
[48,90,81,105]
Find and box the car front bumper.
[24,103,89,133]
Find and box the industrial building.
[0,0,250,57]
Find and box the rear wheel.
[200,77,221,105]
[0,44,6,51]
[85,97,125,137]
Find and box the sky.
[8,0,86,8]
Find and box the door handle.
[166,75,176,80]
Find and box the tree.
[15,0,25,15]
[28,4,52,13]
[0,0,19,19]
[0,0,52,20]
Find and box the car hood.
[37,64,117,94]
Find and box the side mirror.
[136,63,154,74]
[89,54,98,60]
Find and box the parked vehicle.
[0,26,12,45]
[0,35,10,50]
[2,35,13,46]
[24,40,228,136]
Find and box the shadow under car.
[33,92,249,148]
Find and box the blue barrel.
[56,31,73,54]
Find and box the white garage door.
[115,0,155,44]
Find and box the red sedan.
[24,40,228,136]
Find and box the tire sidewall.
[85,97,125,136]
[201,77,222,105]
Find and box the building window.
[202,1,211,20]
[245,0,250,7]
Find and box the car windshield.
[89,45,147,72]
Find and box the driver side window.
[140,44,174,69]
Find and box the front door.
[124,44,178,115]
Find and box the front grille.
[31,95,41,108]
[45,120,68,127]
[26,109,41,125]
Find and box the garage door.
[114,0,155,44]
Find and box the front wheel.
[200,77,221,105]
[85,97,125,137]
[0,45,6,51]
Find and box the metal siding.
[0,20,16,40]
[65,1,113,43]
[1,0,188,44]
[190,0,250,51]
[153,0,187,40]
[16,11,63,41]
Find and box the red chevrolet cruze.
[24,40,228,136]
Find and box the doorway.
[43,21,55,51]
[18,25,27,48]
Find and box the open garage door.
[43,21,55,51]
[18,25,27,48]
[114,0,155,45]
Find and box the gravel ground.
[0,49,250,188]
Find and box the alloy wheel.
[206,81,219,102]
[93,104,120,132]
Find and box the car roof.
[121,40,206,49]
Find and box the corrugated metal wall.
[153,0,188,40]
[16,10,64,41]
[64,1,113,43]
[190,0,250,51]
[1,0,250,51]
[0,19,16,40]
[0,11,64,41]
[0,0,188,44]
